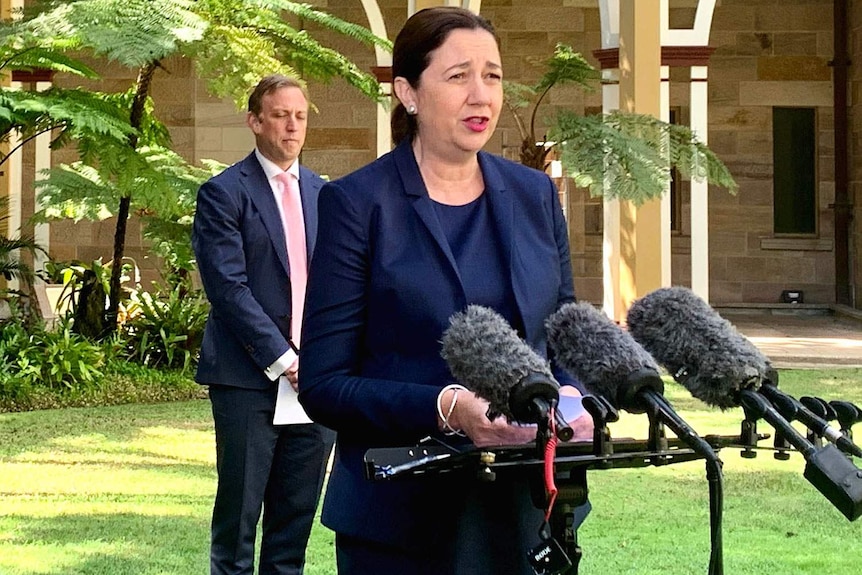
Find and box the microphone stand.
[759,385,862,458]
[527,393,585,574]
[508,372,583,568]
[643,392,724,575]
[364,397,862,575]
[623,370,724,575]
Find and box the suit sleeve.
[298,181,440,440]
[192,178,290,371]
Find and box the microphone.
[441,305,573,441]
[759,384,862,458]
[627,286,862,458]
[546,301,725,575]
[626,286,769,409]
[801,396,837,421]
[545,302,716,456]
[627,287,862,520]
[740,389,862,521]
[830,400,862,439]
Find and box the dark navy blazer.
[193,152,325,389]
[299,141,575,550]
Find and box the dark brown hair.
[247,74,307,116]
[391,7,498,145]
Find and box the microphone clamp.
[509,372,574,442]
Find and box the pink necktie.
[276,172,307,346]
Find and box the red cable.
[543,407,559,522]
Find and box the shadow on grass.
[0,507,211,575]
[0,400,213,457]
[579,463,862,574]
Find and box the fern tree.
[192,0,389,108]
[505,44,737,204]
[0,17,138,170]
[22,0,389,337]
[36,147,225,289]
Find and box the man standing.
[192,74,333,575]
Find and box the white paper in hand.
[273,376,313,425]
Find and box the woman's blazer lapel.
[390,143,525,320]
[393,143,465,293]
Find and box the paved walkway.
[724,309,862,369]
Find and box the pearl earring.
[407,104,417,115]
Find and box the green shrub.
[0,356,204,413]
[121,283,209,371]
[0,324,203,413]
[0,320,105,393]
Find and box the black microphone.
[627,286,862,458]
[740,389,862,521]
[546,301,725,575]
[801,396,837,421]
[626,286,769,409]
[830,400,862,438]
[441,305,573,441]
[760,384,862,458]
[627,287,862,521]
[545,302,717,457]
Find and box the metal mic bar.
[740,390,862,521]
[739,390,817,457]
[759,385,862,458]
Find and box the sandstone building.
[3,0,861,310]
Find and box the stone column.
[617,0,663,319]
[601,73,621,316]
[660,64,672,287]
[34,81,53,276]
[690,65,710,300]
[359,0,393,157]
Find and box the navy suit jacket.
[193,152,325,389]
[299,141,576,550]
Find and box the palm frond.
[193,0,387,106]
[551,111,738,204]
[0,87,137,167]
[504,42,737,199]
[503,82,536,110]
[533,44,599,94]
[272,29,382,99]
[250,0,391,50]
[33,162,118,222]
[0,196,42,287]
[0,44,99,78]
[552,112,669,204]
[191,25,300,110]
[664,121,738,193]
[24,0,207,68]
[0,259,34,283]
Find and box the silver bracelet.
[436,384,467,436]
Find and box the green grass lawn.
[1,369,861,574]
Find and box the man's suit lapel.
[393,142,464,289]
[239,154,291,276]
[298,165,322,258]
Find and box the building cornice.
[593,46,716,70]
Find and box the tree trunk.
[104,61,157,333]
[520,139,550,172]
